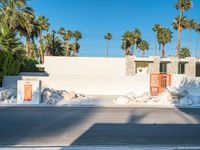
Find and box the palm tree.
[73,31,82,56]
[157,28,173,58]
[186,19,197,51]
[180,47,191,58]
[104,32,112,57]
[43,32,65,56]
[132,28,141,56]
[195,24,200,57]
[138,40,149,57]
[36,16,50,63]
[152,24,162,55]
[175,0,192,58]
[0,25,26,64]
[72,42,80,57]
[122,31,133,56]
[0,0,34,29]
[0,0,35,56]
[58,27,73,56]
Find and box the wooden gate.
[150,74,171,96]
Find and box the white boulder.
[114,96,129,105]
[64,91,76,101]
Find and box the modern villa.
[3,56,200,97]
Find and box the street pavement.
[0,107,200,149]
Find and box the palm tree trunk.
[66,40,69,56]
[188,30,191,51]
[39,33,44,64]
[26,36,29,57]
[134,40,137,57]
[162,44,165,58]
[176,10,183,58]
[106,40,109,57]
[124,41,127,57]
[142,51,145,57]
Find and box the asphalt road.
[0,107,200,147]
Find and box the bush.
[0,50,20,85]
[20,57,39,72]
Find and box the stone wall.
[126,56,136,76]
[149,57,160,74]
[167,57,178,74]
[185,58,196,77]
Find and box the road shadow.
[70,123,200,146]
[0,107,96,146]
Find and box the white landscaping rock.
[0,88,17,104]
[125,92,136,100]
[156,90,173,104]
[41,88,66,104]
[167,87,189,98]
[64,91,76,101]
[114,96,129,105]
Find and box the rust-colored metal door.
[150,74,171,96]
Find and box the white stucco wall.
[44,57,126,76]
[3,57,199,96]
[43,56,149,95]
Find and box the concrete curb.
[0,104,200,109]
[0,145,200,150]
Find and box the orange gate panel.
[150,74,171,96]
[24,84,32,101]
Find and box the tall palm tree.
[0,0,35,56]
[138,40,149,57]
[175,0,192,58]
[104,32,112,57]
[0,0,34,29]
[157,28,173,58]
[186,19,196,51]
[36,16,50,63]
[152,24,162,55]
[195,24,200,57]
[73,31,82,56]
[132,28,141,56]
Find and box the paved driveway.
[0,107,200,147]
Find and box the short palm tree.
[72,42,80,57]
[157,28,173,58]
[122,31,133,56]
[73,31,82,56]
[175,0,192,58]
[64,30,73,56]
[138,40,149,57]
[0,25,25,64]
[104,32,112,57]
[186,19,197,50]
[180,47,191,58]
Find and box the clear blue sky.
[29,0,200,57]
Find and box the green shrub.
[0,50,20,85]
[20,57,39,72]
